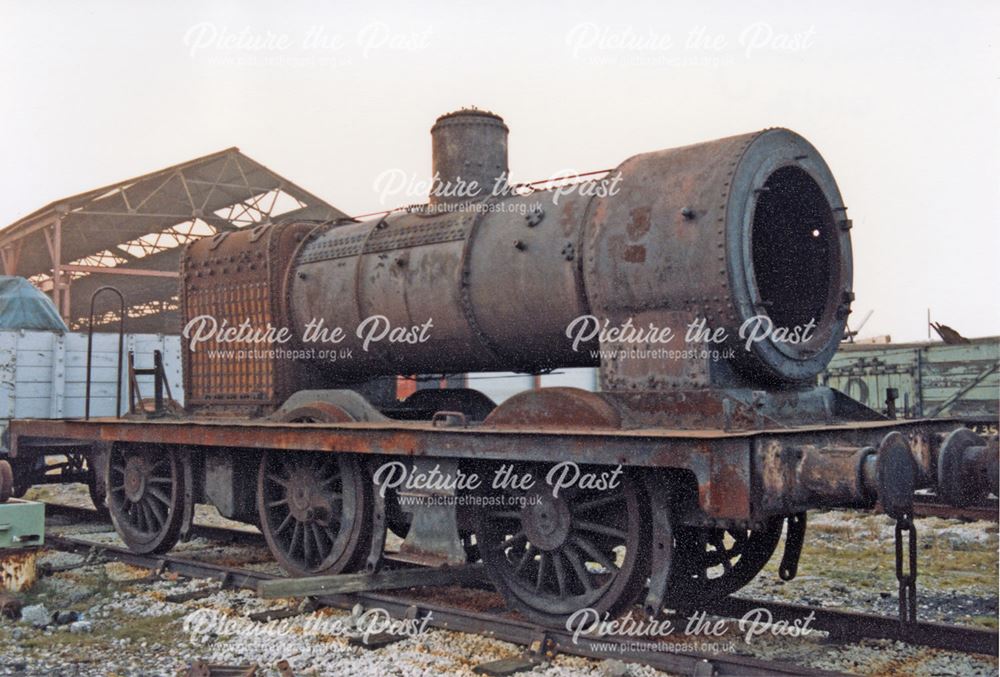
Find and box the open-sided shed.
[0,148,347,333]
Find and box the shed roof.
[0,148,347,333]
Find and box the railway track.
[43,531,835,677]
[36,501,1000,674]
[911,495,999,522]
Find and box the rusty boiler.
[184,109,853,412]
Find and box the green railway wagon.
[821,336,999,420]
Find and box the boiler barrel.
[286,128,853,386]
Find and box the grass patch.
[113,610,187,643]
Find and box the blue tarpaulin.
[0,276,67,331]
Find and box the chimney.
[429,108,509,206]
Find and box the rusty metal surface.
[748,421,997,517]
[584,129,853,389]
[430,108,508,205]
[937,429,998,506]
[0,547,37,592]
[287,193,594,382]
[10,414,960,446]
[483,387,620,427]
[8,415,963,522]
[183,116,858,411]
[182,220,320,416]
[912,495,999,522]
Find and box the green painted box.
[0,499,45,548]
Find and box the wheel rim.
[258,451,370,576]
[671,518,784,605]
[107,445,184,554]
[0,460,12,503]
[86,450,109,517]
[477,466,649,624]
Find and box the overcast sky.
[1,1,997,341]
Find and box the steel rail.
[911,496,999,522]
[42,503,999,658]
[43,532,841,677]
[705,597,998,656]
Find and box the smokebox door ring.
[726,134,851,381]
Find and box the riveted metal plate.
[298,216,472,265]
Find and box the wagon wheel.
[85,448,110,519]
[669,517,784,607]
[86,463,109,518]
[257,451,373,576]
[106,445,186,554]
[0,460,13,503]
[10,455,43,498]
[476,466,650,626]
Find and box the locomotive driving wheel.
[669,517,784,607]
[476,467,650,626]
[106,445,186,554]
[257,451,373,576]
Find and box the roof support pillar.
[0,240,22,275]
[43,217,67,320]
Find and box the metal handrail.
[85,286,125,420]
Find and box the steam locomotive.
[9,109,997,627]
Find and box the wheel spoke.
[565,545,594,592]
[514,544,536,576]
[138,501,151,532]
[572,535,618,573]
[126,501,137,530]
[274,512,293,535]
[552,550,568,597]
[268,498,289,508]
[145,496,166,528]
[290,520,303,556]
[147,485,172,507]
[535,552,548,592]
[489,510,521,521]
[303,519,313,563]
[573,519,627,541]
[571,494,624,514]
[311,524,327,557]
[145,500,160,532]
[266,473,292,489]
